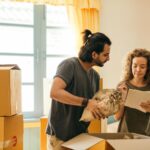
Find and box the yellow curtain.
[77,7,100,50]
[66,0,101,52]
[81,8,100,32]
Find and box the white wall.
[100,0,150,88]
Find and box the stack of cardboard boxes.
[0,65,23,150]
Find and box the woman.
[115,48,150,136]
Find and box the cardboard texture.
[0,65,21,116]
[0,114,23,150]
[62,133,150,150]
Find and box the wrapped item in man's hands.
[80,89,124,122]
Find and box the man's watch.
[82,98,89,107]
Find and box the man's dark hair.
[79,29,111,62]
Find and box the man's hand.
[86,99,105,119]
[140,100,150,112]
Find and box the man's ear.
[92,51,98,59]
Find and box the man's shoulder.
[62,57,78,64]
[57,57,78,72]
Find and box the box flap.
[131,133,150,139]
[89,140,115,150]
[0,64,20,70]
[91,132,150,139]
[91,133,150,150]
[62,133,104,150]
[91,133,134,139]
[107,139,150,150]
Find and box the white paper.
[125,89,150,112]
[62,133,103,150]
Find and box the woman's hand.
[140,100,150,112]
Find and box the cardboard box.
[40,116,48,150]
[62,133,150,150]
[0,65,21,116]
[0,114,23,150]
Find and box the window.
[0,2,76,118]
[46,5,76,79]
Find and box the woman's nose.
[136,67,141,71]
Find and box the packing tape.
[0,136,17,149]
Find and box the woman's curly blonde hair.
[122,48,150,84]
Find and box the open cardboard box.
[0,64,21,116]
[62,132,150,150]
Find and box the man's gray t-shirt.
[46,57,100,141]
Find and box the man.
[46,29,111,150]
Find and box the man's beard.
[93,59,105,67]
